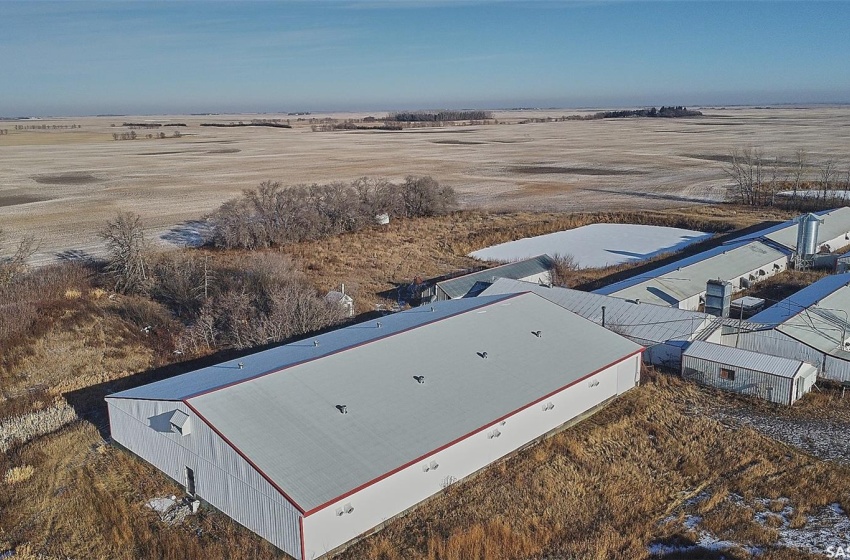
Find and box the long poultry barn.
[106,292,643,559]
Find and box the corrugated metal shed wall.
[107,398,303,559]
[681,348,796,405]
[731,330,827,370]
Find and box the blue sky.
[1,1,849,116]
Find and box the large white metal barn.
[107,292,642,559]
[594,240,788,310]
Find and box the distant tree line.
[112,130,182,140]
[116,123,187,128]
[12,124,81,130]
[200,120,292,129]
[208,176,457,250]
[572,106,703,120]
[388,111,493,122]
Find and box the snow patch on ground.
[651,492,850,556]
[778,190,850,200]
[469,223,711,268]
[146,496,195,525]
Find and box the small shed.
[325,285,354,318]
[681,341,817,405]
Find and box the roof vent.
[237,362,244,370]
[429,460,439,470]
[343,503,354,514]
[413,375,425,384]
[313,340,320,347]
[336,405,348,414]
[430,306,435,312]
[542,402,555,411]
[532,330,542,337]
[478,351,488,359]
[376,321,382,328]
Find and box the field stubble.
[2,107,849,265]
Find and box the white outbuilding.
[107,292,643,559]
[681,341,817,405]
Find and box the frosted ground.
[469,223,711,268]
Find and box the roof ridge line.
[182,292,526,401]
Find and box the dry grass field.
[2,106,849,264]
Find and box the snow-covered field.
[469,223,711,268]
[778,190,850,199]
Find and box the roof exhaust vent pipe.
[532,330,542,338]
[376,321,382,328]
[413,375,425,384]
[313,340,320,347]
[478,351,488,359]
[430,306,435,312]
[336,405,348,414]
[238,362,244,370]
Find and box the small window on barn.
[170,410,192,436]
[719,368,736,381]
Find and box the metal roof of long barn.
[593,241,788,307]
[747,273,850,356]
[481,278,712,345]
[683,341,807,379]
[725,207,850,251]
[108,292,642,513]
[436,254,555,299]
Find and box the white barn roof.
[108,292,642,513]
[480,278,712,345]
[594,241,787,306]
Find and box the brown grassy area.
[335,374,849,560]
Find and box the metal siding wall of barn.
[681,354,792,405]
[107,399,303,558]
[734,331,826,370]
[302,353,640,559]
[822,355,850,383]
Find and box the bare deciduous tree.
[725,148,764,205]
[819,160,835,199]
[100,211,150,294]
[550,253,579,287]
[791,148,808,201]
[0,229,39,285]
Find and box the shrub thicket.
[207,176,457,250]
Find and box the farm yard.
[1,106,850,266]
[3,202,850,559]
